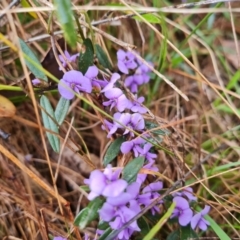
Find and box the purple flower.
[137,182,163,215]
[101,73,121,92]
[103,88,132,112]
[58,70,92,99]
[32,78,41,85]
[117,49,137,74]
[107,112,145,138]
[59,50,79,70]
[191,205,210,231]
[124,63,152,93]
[138,143,157,162]
[136,161,158,185]
[84,165,127,200]
[173,187,197,202]
[120,137,146,156]
[171,197,193,226]
[131,96,147,114]
[99,200,141,239]
[53,237,67,240]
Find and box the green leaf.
[74,197,104,229]
[206,215,231,240]
[134,13,161,23]
[138,217,150,236]
[78,38,94,74]
[99,228,113,240]
[54,97,70,125]
[54,0,77,48]
[95,44,112,70]
[180,225,199,240]
[122,157,144,183]
[103,136,125,166]
[145,121,170,136]
[40,95,60,152]
[143,202,175,240]
[19,38,48,82]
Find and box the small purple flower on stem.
[59,50,79,70]
[137,181,163,215]
[103,88,132,112]
[171,196,193,226]
[84,165,127,200]
[58,70,92,100]
[138,143,157,162]
[191,205,210,231]
[120,137,146,156]
[117,49,138,74]
[101,73,121,92]
[107,112,145,138]
[32,78,41,86]
[131,96,147,114]
[172,187,197,202]
[136,161,158,185]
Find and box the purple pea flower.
[99,199,141,240]
[32,78,41,85]
[171,196,193,226]
[137,181,163,215]
[191,205,210,231]
[84,165,127,200]
[136,161,158,185]
[131,96,147,114]
[101,73,121,92]
[59,50,79,70]
[120,137,146,156]
[117,49,137,74]
[107,112,145,138]
[58,70,92,100]
[138,142,157,162]
[103,88,132,112]
[53,237,67,240]
[172,187,197,202]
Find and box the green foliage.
[103,136,125,166]
[40,95,60,152]
[74,197,104,229]
[166,225,199,240]
[95,44,113,70]
[133,13,161,23]
[54,0,77,48]
[54,97,70,125]
[78,38,94,74]
[19,38,48,82]
[122,156,144,183]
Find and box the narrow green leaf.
[19,38,48,82]
[145,121,170,136]
[40,95,60,152]
[103,136,125,166]
[143,202,175,240]
[74,197,104,229]
[134,13,161,23]
[95,44,112,70]
[54,97,70,125]
[206,215,231,240]
[122,157,144,183]
[54,0,77,48]
[78,38,94,74]
[99,228,113,240]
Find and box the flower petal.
[102,179,128,197]
[58,79,74,100]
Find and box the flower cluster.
[171,188,210,231]
[52,48,211,239]
[84,164,163,239]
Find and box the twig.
[105,144,228,240]
[0,0,20,19]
